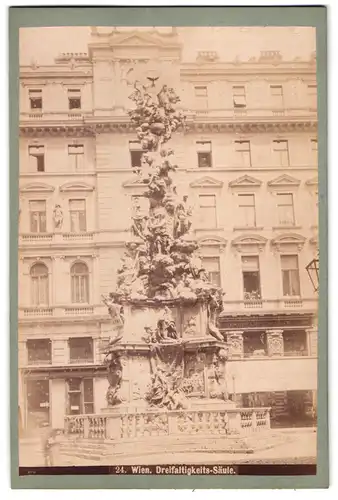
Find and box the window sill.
[233,226,263,231]
[272,225,301,230]
[194,227,223,232]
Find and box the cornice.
[19,118,317,137]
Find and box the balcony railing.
[19,304,104,320]
[19,232,94,244]
[20,106,316,124]
[64,407,271,440]
[222,297,317,313]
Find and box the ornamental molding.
[271,233,306,252]
[268,174,301,188]
[309,235,318,247]
[19,119,318,137]
[229,175,262,189]
[231,234,267,253]
[59,181,95,192]
[190,176,224,189]
[20,182,55,194]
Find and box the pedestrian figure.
[40,423,63,466]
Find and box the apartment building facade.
[18,27,318,432]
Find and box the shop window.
[27,339,51,364]
[69,337,93,364]
[67,378,94,415]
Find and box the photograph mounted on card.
[9,6,328,490]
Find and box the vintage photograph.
[18,26,319,471]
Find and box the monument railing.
[64,407,271,440]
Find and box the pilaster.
[227,331,244,358]
[266,329,284,357]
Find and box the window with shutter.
[29,200,47,233]
[198,195,217,228]
[281,255,300,296]
[69,199,86,232]
[242,256,261,300]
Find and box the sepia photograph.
[17,24,319,475]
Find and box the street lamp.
[306,257,319,293]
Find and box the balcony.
[19,232,94,245]
[190,106,317,120]
[222,297,317,314]
[20,110,93,122]
[19,304,106,321]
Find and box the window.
[238,194,256,227]
[28,145,45,172]
[26,380,49,422]
[311,139,318,163]
[273,140,290,166]
[197,141,212,168]
[307,84,317,108]
[68,89,81,110]
[69,199,86,232]
[242,256,261,300]
[194,86,208,109]
[277,193,295,225]
[27,339,51,365]
[284,331,308,356]
[129,141,143,168]
[67,378,94,415]
[270,85,284,108]
[281,255,300,296]
[69,338,93,364]
[235,141,251,167]
[29,200,47,233]
[198,194,217,228]
[232,86,246,108]
[71,262,89,303]
[201,256,221,286]
[30,263,49,306]
[29,89,42,110]
[68,144,84,170]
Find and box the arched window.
[71,262,89,303]
[30,263,49,306]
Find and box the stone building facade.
[18,27,318,432]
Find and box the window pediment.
[305,176,318,186]
[229,175,262,188]
[268,174,301,188]
[59,182,94,193]
[122,177,147,189]
[20,182,55,194]
[232,234,267,253]
[271,233,306,252]
[190,176,223,188]
[198,236,227,251]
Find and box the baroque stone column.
[266,329,284,357]
[227,331,244,358]
[306,328,318,356]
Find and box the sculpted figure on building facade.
[53,204,63,230]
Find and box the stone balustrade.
[64,407,271,440]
